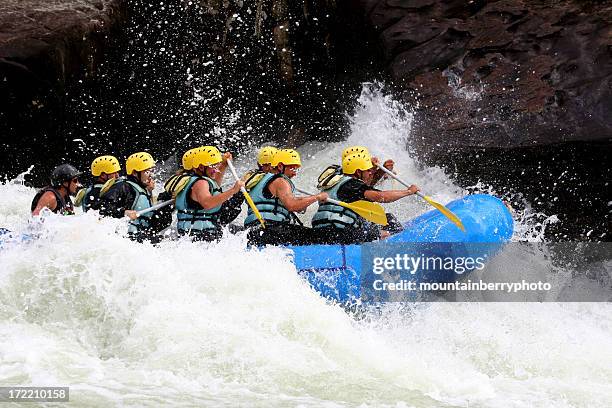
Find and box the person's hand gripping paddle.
[375,163,465,232]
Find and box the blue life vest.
[312,176,362,229]
[81,184,103,212]
[123,180,153,234]
[175,176,223,233]
[244,173,295,226]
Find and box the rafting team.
[30,146,420,245]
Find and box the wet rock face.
[0,0,127,181]
[358,0,611,239]
[0,0,125,85]
[359,0,612,151]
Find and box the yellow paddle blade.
[243,190,265,229]
[422,195,465,231]
[337,200,388,226]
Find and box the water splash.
[1,84,611,406]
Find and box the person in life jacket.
[31,164,83,216]
[317,146,396,190]
[174,146,245,241]
[311,152,420,244]
[245,148,328,246]
[242,146,278,191]
[98,152,173,242]
[76,155,121,212]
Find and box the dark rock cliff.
[0,0,127,178]
[357,0,611,239]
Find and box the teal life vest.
[312,176,362,229]
[123,180,154,234]
[175,176,223,234]
[244,173,295,226]
[81,184,103,212]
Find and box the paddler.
[312,151,419,244]
[97,152,173,242]
[31,164,83,216]
[317,146,395,189]
[174,146,245,241]
[76,155,121,212]
[245,148,328,245]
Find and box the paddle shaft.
[296,188,388,225]
[375,163,423,198]
[226,159,266,228]
[375,163,465,231]
[225,159,246,195]
[295,188,338,204]
[136,199,174,217]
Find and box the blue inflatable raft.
[288,194,514,302]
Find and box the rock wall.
[0,0,127,180]
[359,0,611,151]
[357,0,611,239]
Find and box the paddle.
[135,174,193,218]
[226,159,266,229]
[136,199,174,217]
[296,188,388,226]
[375,163,465,231]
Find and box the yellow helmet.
[257,146,278,165]
[91,155,121,176]
[126,152,156,174]
[342,146,371,160]
[342,152,373,174]
[271,149,301,167]
[181,147,200,170]
[192,146,222,168]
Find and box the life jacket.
[244,173,295,226]
[119,179,154,233]
[175,175,223,234]
[312,176,362,229]
[317,164,343,190]
[79,184,103,212]
[31,187,74,215]
[164,172,193,197]
[244,169,266,192]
